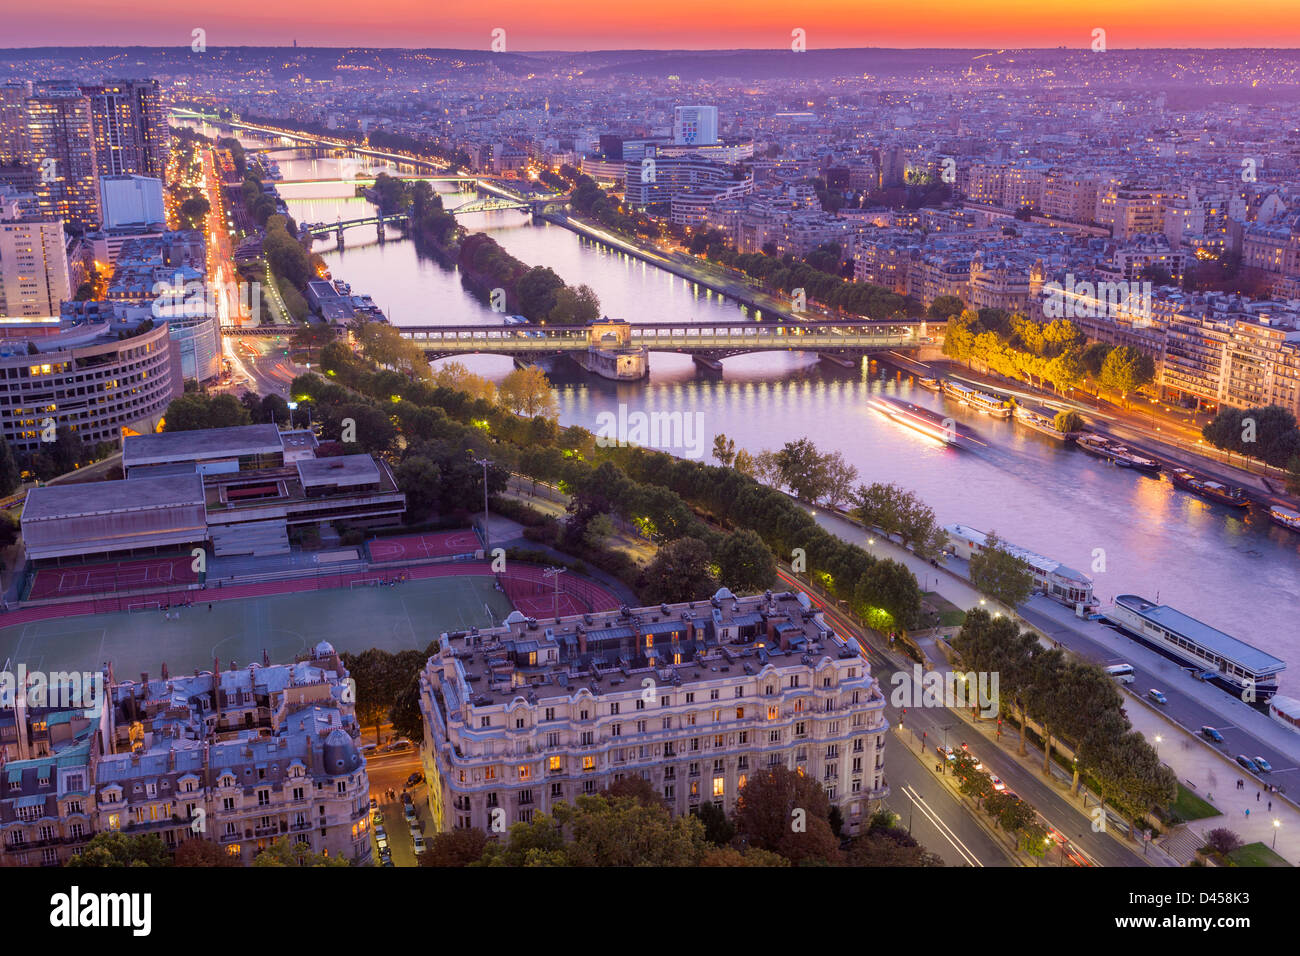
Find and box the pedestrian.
[1269,801,1272,811]
[1258,791,1261,802]
[1245,808,1251,818]
[208,603,212,611]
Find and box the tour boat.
[941,380,1012,418]
[916,376,941,391]
[870,396,985,449]
[1167,468,1249,509]
[1270,505,1300,533]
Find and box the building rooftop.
[297,454,381,489]
[23,473,205,522]
[124,423,284,468]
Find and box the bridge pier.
[377,221,386,243]
[691,353,724,372]
[816,352,857,369]
[335,228,345,249]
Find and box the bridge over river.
[396,318,943,378]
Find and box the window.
[582,756,595,771]
[515,718,525,729]
[795,721,806,737]
[549,756,562,772]
[610,724,622,737]
[636,720,647,733]
[518,765,531,781]
[686,713,696,726]
[710,689,719,701]
[636,699,645,710]
[685,693,695,704]
[544,707,555,721]
[610,702,620,715]
[736,707,745,720]
[734,687,744,698]
[546,732,560,748]
[767,706,778,721]
[660,696,670,707]
[712,777,725,798]
[580,709,589,721]
[480,716,491,728]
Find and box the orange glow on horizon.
[4,1,1300,48]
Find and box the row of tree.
[952,609,1176,822]
[1202,404,1300,486]
[422,768,941,867]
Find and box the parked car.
[372,810,384,826]
[1236,755,1260,772]
[1254,756,1273,773]
[404,804,417,822]
[409,824,422,841]
[412,835,426,854]
[380,857,394,867]
[406,772,424,788]
[988,775,1007,792]
[376,833,389,851]
[369,797,378,810]
[1148,689,1168,705]
[1201,726,1224,743]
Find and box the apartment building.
[22,91,100,229]
[0,217,70,317]
[420,588,890,839]
[1094,183,1169,241]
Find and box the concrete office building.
[99,174,164,229]
[673,106,719,146]
[0,218,70,317]
[22,91,100,230]
[420,588,889,837]
[0,318,178,455]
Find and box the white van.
[1104,663,1135,685]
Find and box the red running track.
[0,560,621,629]
[27,555,197,601]
[366,530,482,563]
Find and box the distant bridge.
[299,213,412,240]
[398,319,942,363]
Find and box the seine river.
[193,125,1300,684]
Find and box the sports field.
[0,574,513,678]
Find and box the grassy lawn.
[1171,783,1218,822]
[922,591,967,629]
[1227,842,1291,867]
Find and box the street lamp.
[1274,819,1281,849]
[1154,734,1162,755]
[473,457,492,554]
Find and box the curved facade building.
[161,309,221,382]
[0,319,178,454]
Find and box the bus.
[1103,663,1135,684]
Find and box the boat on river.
[870,396,985,448]
[1075,434,1161,474]
[941,380,1012,418]
[1013,406,1070,442]
[1270,505,1300,533]
[1168,468,1249,509]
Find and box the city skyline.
[4,1,1300,50]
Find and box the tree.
[476,794,708,867]
[640,536,717,604]
[515,266,566,321]
[712,433,736,467]
[394,456,441,522]
[1054,410,1084,433]
[1288,455,1300,497]
[1099,345,1156,406]
[339,648,406,744]
[695,800,736,846]
[548,284,601,324]
[1203,828,1244,857]
[253,837,349,867]
[853,559,922,631]
[927,295,965,321]
[753,449,782,488]
[968,531,1035,608]
[0,436,20,496]
[67,832,171,867]
[0,512,19,550]
[174,838,241,867]
[51,426,86,474]
[846,826,944,866]
[732,448,755,477]
[498,366,558,418]
[420,828,489,866]
[732,765,841,865]
[821,450,859,509]
[163,392,253,432]
[1081,341,1111,377]
[774,438,831,502]
[716,528,777,594]
[582,512,615,550]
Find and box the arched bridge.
[399,319,942,361]
[300,213,411,240]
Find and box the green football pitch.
[0,575,513,678]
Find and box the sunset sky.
[5,0,1300,49]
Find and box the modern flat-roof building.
[0,217,70,317]
[99,174,164,230]
[21,424,406,565]
[420,588,889,838]
[21,473,207,562]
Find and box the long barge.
[1168,468,1249,509]
[1103,594,1284,701]
[1271,505,1300,533]
[870,396,986,448]
[1075,434,1161,474]
[1013,405,1071,442]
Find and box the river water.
[195,126,1300,685]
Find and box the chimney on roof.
[577,625,587,656]
[140,672,148,685]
